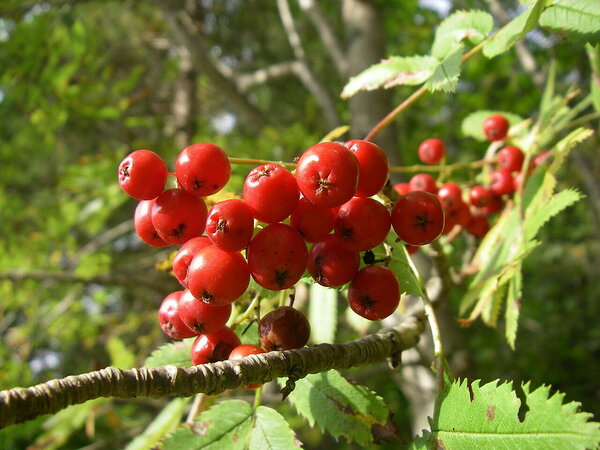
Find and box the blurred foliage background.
[0,0,598,448]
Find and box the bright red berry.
[334,197,391,252]
[466,214,490,238]
[134,199,170,247]
[482,114,509,141]
[437,182,463,211]
[258,306,311,351]
[409,173,438,194]
[490,169,515,196]
[344,139,390,197]
[206,199,254,251]
[187,245,250,305]
[191,326,241,365]
[151,189,208,245]
[295,142,359,208]
[172,236,212,287]
[481,194,504,215]
[118,149,167,200]
[158,291,197,340]
[228,344,267,390]
[348,265,400,321]
[469,185,492,208]
[177,289,232,335]
[175,143,231,196]
[290,197,336,243]
[418,138,445,164]
[497,146,524,172]
[391,191,445,246]
[247,223,308,290]
[307,235,360,287]
[406,244,420,255]
[393,183,411,196]
[446,202,471,227]
[242,163,299,224]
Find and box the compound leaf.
[524,188,583,240]
[431,10,494,58]
[411,379,600,449]
[144,339,193,368]
[282,370,389,447]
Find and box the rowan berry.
[228,344,267,390]
[437,182,463,211]
[409,173,438,194]
[344,139,390,197]
[481,194,504,215]
[290,197,336,243]
[348,265,400,321]
[418,138,445,164]
[393,183,411,196]
[151,189,208,245]
[469,185,492,208]
[307,234,360,287]
[118,149,167,200]
[172,236,212,287]
[334,197,391,252]
[466,214,490,238]
[134,199,170,248]
[190,326,241,365]
[206,199,254,251]
[158,291,197,340]
[490,169,515,196]
[258,306,311,351]
[175,143,231,196]
[446,201,471,227]
[497,146,524,172]
[391,191,445,246]
[482,114,509,141]
[178,289,232,335]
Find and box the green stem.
[253,386,263,410]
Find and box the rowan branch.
[0,312,426,429]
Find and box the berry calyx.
[469,185,492,208]
[333,197,391,252]
[175,143,231,196]
[344,139,390,197]
[348,265,400,321]
[437,182,463,211]
[418,138,445,164]
[118,149,168,200]
[151,189,208,245]
[178,289,232,335]
[391,191,445,246]
[482,114,509,141]
[206,199,254,251]
[307,235,360,287]
[190,326,241,365]
[258,306,311,351]
[158,291,197,340]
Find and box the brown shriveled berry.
[258,306,310,351]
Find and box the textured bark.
[342,0,400,167]
[0,313,426,429]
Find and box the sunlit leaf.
[431,10,493,58]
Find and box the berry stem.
[234,291,262,326]
[421,289,445,396]
[253,385,264,410]
[390,157,497,174]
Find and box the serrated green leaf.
[461,110,525,141]
[126,398,189,450]
[249,406,302,450]
[161,400,253,450]
[538,61,557,128]
[431,10,494,58]
[525,188,583,239]
[505,269,522,349]
[586,43,600,112]
[309,283,337,344]
[425,46,463,92]
[340,55,438,99]
[281,370,389,446]
[413,379,600,448]
[107,336,135,369]
[385,235,426,298]
[540,0,600,42]
[483,0,548,58]
[144,339,193,368]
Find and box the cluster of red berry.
[393,114,548,244]
[117,138,446,374]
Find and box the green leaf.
[340,55,438,99]
[540,0,600,42]
[126,398,189,450]
[160,400,253,450]
[461,110,525,141]
[249,406,302,449]
[586,44,600,112]
[106,336,136,369]
[282,370,389,446]
[431,10,494,59]
[385,234,426,298]
[144,339,193,368]
[425,46,463,92]
[483,0,548,58]
[308,283,337,344]
[524,188,583,240]
[505,269,522,349]
[413,379,600,448]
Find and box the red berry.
[334,197,391,252]
[406,244,420,254]
[446,202,471,227]
[258,306,311,351]
[481,194,504,215]
[243,163,299,224]
[533,151,550,167]
[134,199,170,247]
[489,169,515,196]
[393,183,411,196]
[482,114,509,141]
[178,289,232,335]
[437,182,463,211]
[307,235,360,287]
[466,214,490,238]
[175,143,231,196]
[409,173,438,194]
[290,197,336,243]
[295,142,359,208]
[418,138,445,164]
[344,139,390,197]
[442,210,457,235]
[348,265,400,321]
[158,291,197,340]
[469,185,492,208]
[151,189,208,245]
[497,146,524,173]
[191,326,241,365]
[172,236,212,287]
[206,199,254,251]
[247,223,308,290]
[187,245,250,305]
[118,150,167,200]
[228,344,267,390]
[391,191,445,246]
